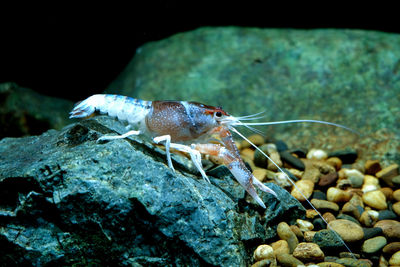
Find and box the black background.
[1,3,398,101]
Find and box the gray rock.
[313,229,345,251]
[0,82,74,138]
[107,27,400,163]
[0,117,305,266]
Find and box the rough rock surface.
[107,27,400,164]
[0,117,305,266]
[0,82,74,138]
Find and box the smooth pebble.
[382,241,400,254]
[364,159,381,175]
[327,187,351,202]
[291,179,314,201]
[328,219,364,242]
[311,199,339,211]
[270,240,289,256]
[362,236,387,253]
[276,253,303,266]
[359,210,379,227]
[374,220,400,239]
[296,219,314,232]
[362,190,387,210]
[393,189,400,201]
[277,222,298,253]
[307,148,328,160]
[393,202,400,216]
[389,251,400,266]
[253,244,275,262]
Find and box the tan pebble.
[291,180,314,201]
[271,240,289,256]
[311,199,339,212]
[322,212,336,223]
[307,148,328,160]
[327,187,351,202]
[338,168,346,179]
[379,255,389,267]
[267,147,282,171]
[292,242,324,262]
[287,168,303,179]
[250,259,276,267]
[253,244,275,261]
[240,139,252,149]
[241,148,255,161]
[389,251,400,266]
[337,179,352,189]
[306,209,319,219]
[296,219,314,232]
[382,241,400,254]
[359,210,379,227]
[362,236,387,254]
[290,225,303,239]
[302,167,321,183]
[362,190,387,210]
[393,202,400,216]
[393,189,400,202]
[328,219,364,242]
[277,222,298,253]
[304,231,316,242]
[362,175,380,193]
[248,134,265,146]
[342,195,364,219]
[379,187,393,201]
[376,163,399,186]
[317,262,346,267]
[326,157,342,171]
[374,220,400,239]
[253,168,268,182]
[276,253,303,266]
[365,159,382,175]
[343,168,364,179]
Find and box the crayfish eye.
[215,111,222,118]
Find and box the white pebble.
[307,149,328,160]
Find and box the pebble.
[253,144,282,171]
[365,159,382,175]
[241,134,264,148]
[322,212,336,223]
[276,253,303,266]
[290,225,303,239]
[328,149,358,164]
[376,163,399,186]
[336,214,360,225]
[306,209,319,219]
[342,168,364,180]
[311,199,339,212]
[361,236,387,253]
[277,222,298,253]
[374,220,400,239]
[313,229,343,250]
[362,175,380,192]
[253,244,275,262]
[389,251,400,266]
[341,203,364,219]
[312,190,327,200]
[363,227,383,240]
[274,140,288,152]
[319,172,338,187]
[307,148,328,160]
[348,175,364,188]
[250,259,275,267]
[393,189,400,202]
[378,210,397,220]
[379,187,393,201]
[359,210,379,227]
[327,187,351,202]
[317,262,345,267]
[279,150,305,171]
[304,231,316,242]
[393,202,400,216]
[313,218,325,231]
[328,219,364,242]
[382,241,400,254]
[362,190,387,210]
[291,180,314,201]
[270,240,289,256]
[293,242,325,262]
[393,175,400,185]
[241,148,255,161]
[336,258,371,267]
[297,219,314,232]
[326,157,342,171]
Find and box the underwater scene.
[1,19,400,267]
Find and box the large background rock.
[0,117,304,266]
[107,27,400,164]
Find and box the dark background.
[1,4,399,101]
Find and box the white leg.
[169,143,210,183]
[153,135,174,172]
[97,130,140,143]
